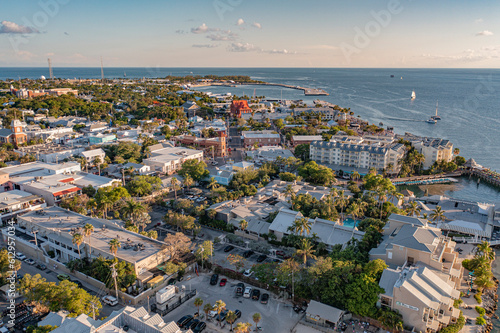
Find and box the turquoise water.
[343,218,358,228]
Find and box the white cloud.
[236,18,245,26]
[16,50,36,59]
[0,21,39,34]
[304,44,339,50]
[266,49,296,54]
[475,18,483,23]
[192,44,218,48]
[206,31,237,41]
[252,22,262,29]
[191,23,209,34]
[421,48,498,63]
[476,30,493,36]
[228,42,258,52]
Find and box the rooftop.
[0,190,42,208]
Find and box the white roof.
[306,300,344,324]
[80,148,105,158]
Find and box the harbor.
[190,82,329,96]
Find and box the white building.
[143,147,204,174]
[245,146,294,164]
[310,139,405,174]
[15,144,86,164]
[0,190,46,224]
[293,107,338,120]
[413,138,454,169]
[80,148,106,164]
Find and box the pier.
[391,171,463,186]
[190,82,329,96]
[463,168,500,189]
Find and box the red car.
[219,278,227,287]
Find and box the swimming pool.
[343,218,358,228]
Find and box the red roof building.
[230,100,252,118]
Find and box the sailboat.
[431,101,441,120]
[411,90,416,100]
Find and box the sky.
[0,0,499,68]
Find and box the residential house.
[143,147,204,174]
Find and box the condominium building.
[293,107,338,120]
[310,139,405,174]
[413,138,454,169]
[379,265,461,333]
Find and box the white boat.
[431,101,441,120]
[426,118,437,124]
[411,90,416,99]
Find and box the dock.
[391,172,462,186]
[462,168,500,189]
[190,82,329,96]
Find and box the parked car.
[189,319,200,330]
[251,289,261,300]
[243,269,253,277]
[216,310,228,322]
[236,282,245,289]
[167,278,176,285]
[260,293,269,304]
[15,252,26,261]
[192,321,206,333]
[184,317,195,329]
[25,258,36,265]
[70,280,83,288]
[176,315,193,328]
[234,309,242,319]
[256,254,267,262]
[101,295,118,306]
[223,245,235,252]
[243,250,254,258]
[57,274,70,281]
[235,287,243,297]
[219,278,227,287]
[36,263,47,270]
[243,287,252,298]
[210,274,219,285]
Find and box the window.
[388,251,392,259]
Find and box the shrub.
[453,299,463,308]
[475,306,485,316]
[476,316,486,325]
[474,291,482,304]
[439,313,465,333]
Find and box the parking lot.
[162,273,302,332]
[211,242,282,273]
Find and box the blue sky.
[1,0,499,67]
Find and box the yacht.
[411,90,416,100]
[426,118,437,124]
[431,101,441,120]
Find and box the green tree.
[239,219,248,231]
[126,175,162,197]
[183,174,194,193]
[214,300,226,327]
[121,199,148,225]
[430,206,446,223]
[178,159,209,181]
[295,238,317,265]
[288,217,312,236]
[252,313,261,331]
[227,254,246,272]
[335,190,349,222]
[226,310,238,331]
[207,177,218,190]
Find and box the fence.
[153,289,197,316]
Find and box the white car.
[15,252,27,261]
[25,259,36,265]
[243,269,253,277]
[101,295,118,306]
[243,287,252,298]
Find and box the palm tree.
[430,206,446,223]
[203,303,213,320]
[226,310,238,331]
[93,156,102,176]
[214,300,226,327]
[183,175,194,194]
[121,199,148,225]
[295,238,317,265]
[289,217,312,236]
[170,177,179,200]
[335,190,348,223]
[193,297,203,316]
[377,189,388,219]
[284,184,296,209]
[351,171,360,182]
[234,322,252,333]
[82,223,94,258]
[252,313,261,331]
[109,238,121,257]
[406,202,421,217]
[207,176,218,190]
[477,241,495,262]
[72,233,83,258]
[239,219,248,232]
[87,199,97,217]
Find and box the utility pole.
[110,262,119,300]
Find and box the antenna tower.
[48,58,53,79]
